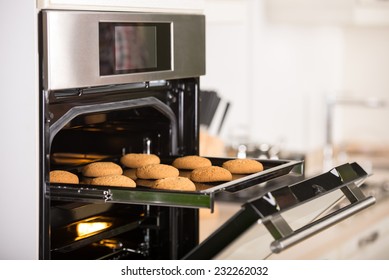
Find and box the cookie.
[120,153,160,168]
[222,159,264,174]
[136,179,155,188]
[90,175,136,188]
[190,166,232,183]
[82,161,123,177]
[178,170,192,178]
[49,170,79,184]
[136,164,179,180]
[123,169,137,180]
[172,155,212,170]
[152,177,196,191]
[80,177,93,184]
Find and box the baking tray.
[47,157,303,211]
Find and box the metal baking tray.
[47,157,303,211]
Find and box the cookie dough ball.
[222,159,264,174]
[82,162,123,177]
[120,153,160,168]
[190,166,232,183]
[50,170,79,184]
[136,164,179,180]
[90,175,136,188]
[172,155,212,170]
[152,177,196,191]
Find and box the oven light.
[93,239,123,250]
[76,221,112,240]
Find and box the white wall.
[202,0,389,159]
[336,26,389,146]
[0,1,39,259]
[249,12,344,153]
[201,0,252,145]
[202,0,343,153]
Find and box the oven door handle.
[268,193,375,253]
[252,164,375,254]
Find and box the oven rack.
[47,158,303,211]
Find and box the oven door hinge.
[139,215,160,230]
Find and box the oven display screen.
[114,25,157,71]
[99,22,171,76]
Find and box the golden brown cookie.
[190,166,232,183]
[90,175,136,188]
[172,155,212,170]
[120,153,160,168]
[82,161,123,177]
[152,177,196,191]
[81,177,93,184]
[222,159,264,174]
[49,170,79,184]
[136,164,179,180]
[178,170,192,178]
[153,177,196,191]
[122,169,137,180]
[136,179,155,188]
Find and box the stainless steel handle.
[269,195,375,253]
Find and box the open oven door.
[182,162,375,259]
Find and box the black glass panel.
[99,22,171,76]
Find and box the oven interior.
[43,79,200,260]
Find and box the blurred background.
[199,0,389,176]
[198,0,389,259]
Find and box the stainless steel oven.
[40,10,207,260]
[39,9,375,260]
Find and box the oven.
[39,9,376,260]
[40,10,206,260]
